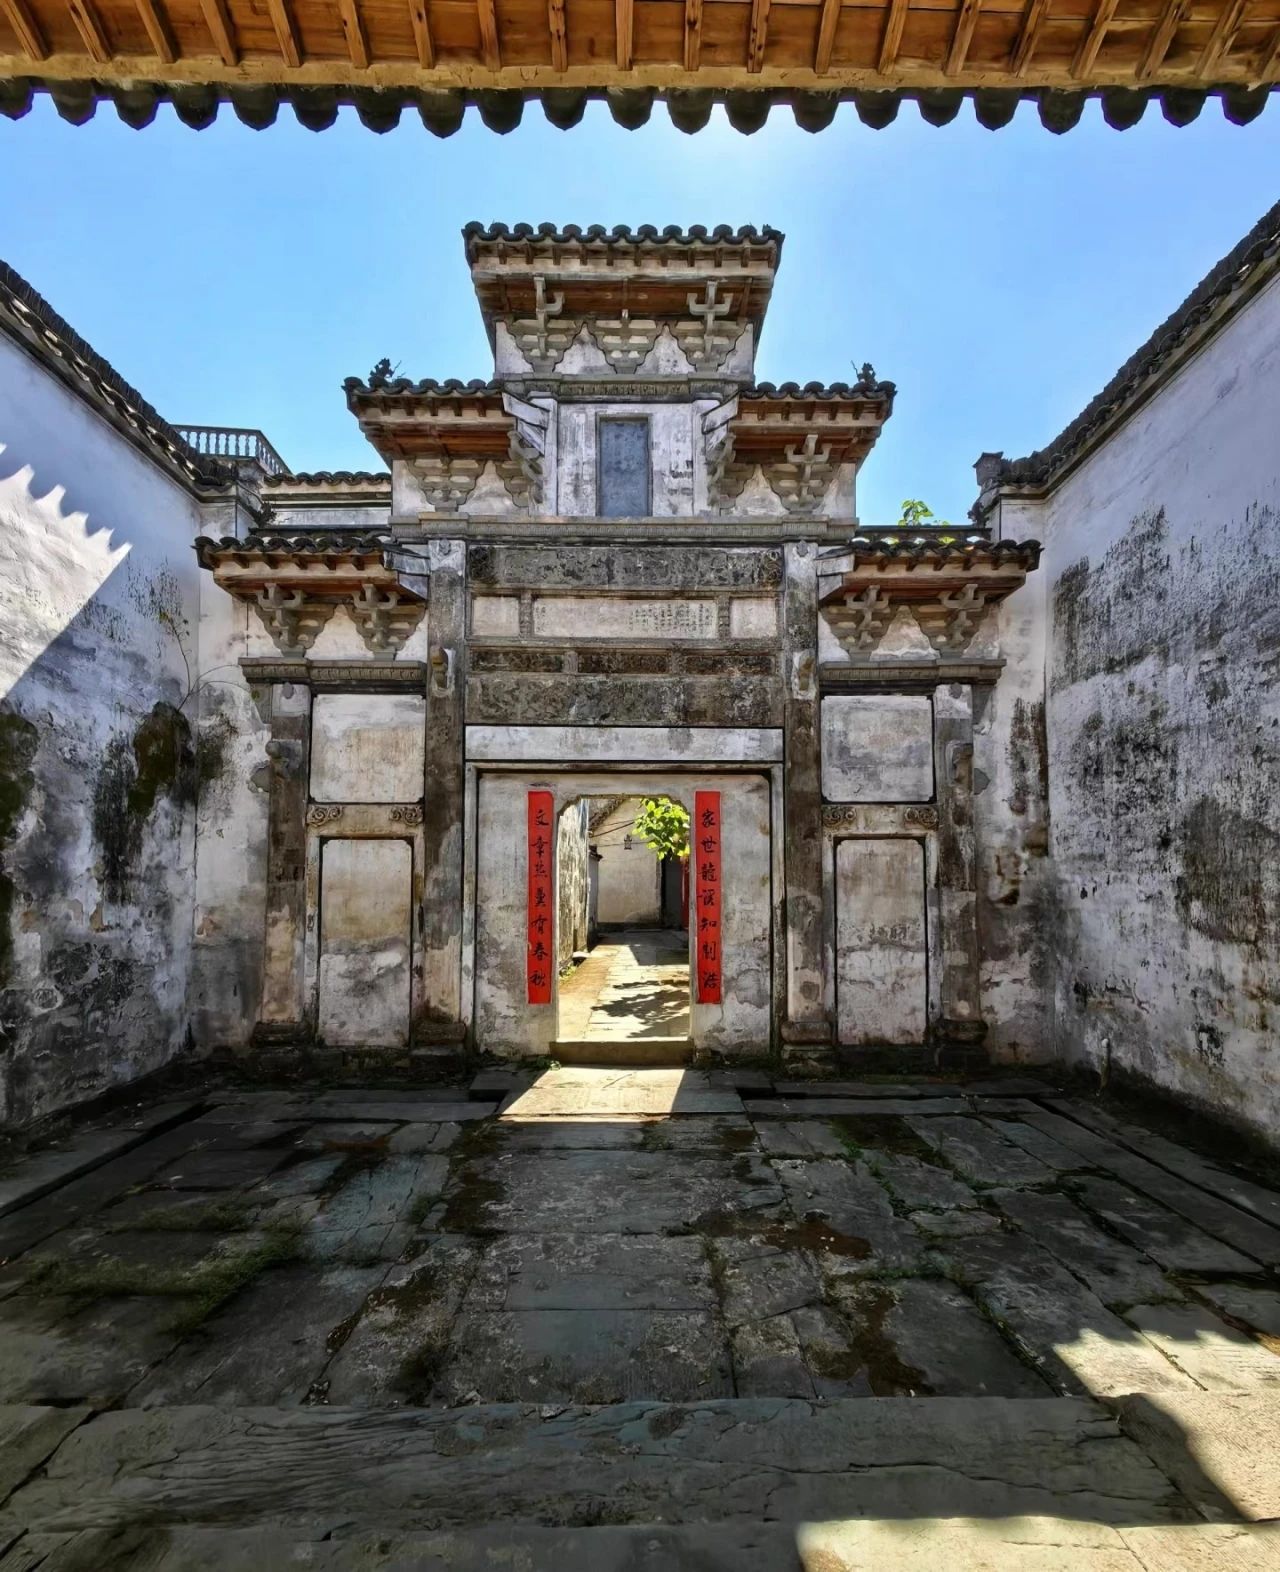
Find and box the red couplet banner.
[527,789,554,1004]
[693,790,722,1004]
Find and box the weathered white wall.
[317,837,413,1047]
[556,800,590,970]
[311,694,427,803]
[835,837,927,1045]
[1037,274,1280,1136]
[592,797,661,926]
[821,696,934,803]
[556,403,696,517]
[0,333,206,1125]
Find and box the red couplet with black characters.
[693,789,722,1004]
[526,789,554,1004]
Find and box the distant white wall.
[1038,273,1280,1137]
[592,798,661,926]
[0,333,205,1125]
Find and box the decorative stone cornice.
[197,533,428,658]
[817,536,1041,658]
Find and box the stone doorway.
[555,795,691,1062]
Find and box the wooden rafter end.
[198,0,239,65]
[0,0,48,57]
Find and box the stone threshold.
[549,1038,695,1067]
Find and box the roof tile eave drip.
[461,222,785,253]
[992,194,1280,489]
[263,469,391,487]
[194,530,396,564]
[0,258,234,490]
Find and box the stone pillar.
[419,539,467,1045]
[255,679,312,1040]
[933,682,985,1048]
[780,542,830,1051]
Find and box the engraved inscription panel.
[531,596,718,641]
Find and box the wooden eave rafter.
[813,0,841,73]
[945,0,982,75]
[1139,0,1188,76]
[209,555,414,598]
[1072,0,1120,78]
[615,0,631,68]
[476,0,499,68]
[747,0,770,73]
[133,0,176,61]
[878,0,908,71]
[197,0,237,65]
[67,0,111,62]
[683,0,701,72]
[0,0,47,58]
[547,0,566,72]
[1011,0,1050,74]
[265,0,300,68]
[1199,0,1249,73]
[337,0,369,67]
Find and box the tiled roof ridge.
[990,195,1280,489]
[744,378,896,401]
[463,222,784,250]
[194,531,394,563]
[263,469,390,487]
[343,373,896,399]
[0,258,233,491]
[838,535,1042,567]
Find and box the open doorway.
[556,794,691,1049]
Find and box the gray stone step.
[0,1102,205,1220]
[3,1396,1190,1534]
[550,1037,695,1066]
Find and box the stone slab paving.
[0,1072,1278,1565]
[558,928,692,1041]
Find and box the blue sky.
[0,96,1277,524]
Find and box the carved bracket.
[253,585,335,655]
[593,313,662,374]
[767,431,837,514]
[307,804,344,826]
[349,582,428,655]
[681,281,738,371]
[910,582,992,652]
[822,584,894,651]
[409,454,484,511]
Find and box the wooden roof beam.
[945,0,981,74]
[1259,21,1280,79]
[338,0,369,65]
[878,0,908,70]
[198,0,238,64]
[1011,0,1049,73]
[1198,0,1247,73]
[0,0,48,57]
[477,0,500,67]
[409,0,434,65]
[684,0,702,71]
[747,0,771,71]
[134,0,177,60]
[615,0,632,69]
[67,0,111,60]
[814,0,840,72]
[1139,0,1187,76]
[548,0,567,70]
[264,0,301,67]
[1072,0,1120,77]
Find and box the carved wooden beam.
[1072,0,1119,77]
[1198,0,1248,74]
[878,0,908,70]
[198,0,239,65]
[0,0,48,57]
[814,0,840,73]
[945,0,981,74]
[615,0,633,69]
[684,0,701,71]
[338,0,369,66]
[264,0,301,67]
[67,0,111,60]
[747,0,771,71]
[134,0,177,60]
[1139,0,1187,77]
[477,0,500,67]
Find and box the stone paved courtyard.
[0,1068,1278,1567]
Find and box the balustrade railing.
[175,425,290,478]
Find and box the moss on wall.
[92,702,195,903]
[0,710,39,986]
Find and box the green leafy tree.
[632,797,690,862]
